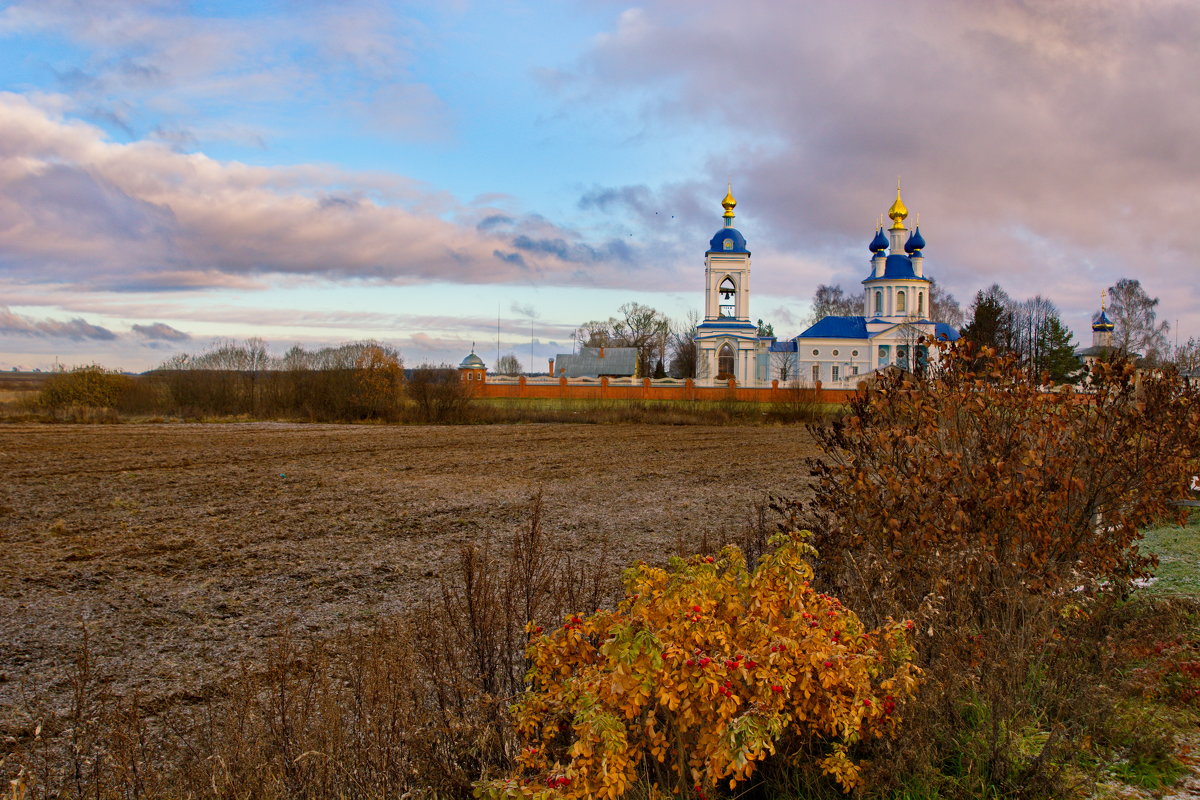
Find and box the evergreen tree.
[653,358,666,379]
[960,289,1012,353]
[1038,315,1080,384]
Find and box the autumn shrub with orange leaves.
[474,531,919,800]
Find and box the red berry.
[745,659,757,668]
[823,661,832,668]
[686,658,695,666]
[771,684,783,692]
[692,605,702,612]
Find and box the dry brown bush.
[774,341,1200,796]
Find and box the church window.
[917,292,925,315]
[851,366,859,376]
[878,345,889,361]
[852,349,859,357]
[723,238,733,251]
[812,349,819,356]
[874,291,882,314]
[811,364,820,383]
[718,277,736,318]
[896,290,907,313]
[832,349,839,356]
[718,343,735,379]
[832,366,840,382]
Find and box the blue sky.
[1,0,1197,371]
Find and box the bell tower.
[695,185,761,386]
[704,184,751,321]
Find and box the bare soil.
[0,422,819,733]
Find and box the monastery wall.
[462,374,858,404]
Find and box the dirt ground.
[0,422,819,733]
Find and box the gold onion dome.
[888,181,908,230]
[721,184,737,217]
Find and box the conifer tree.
[1038,314,1080,384]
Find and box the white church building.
[695,185,959,388]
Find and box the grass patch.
[1139,508,1200,596]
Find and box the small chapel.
[695,184,960,388]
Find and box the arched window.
[896,290,907,313]
[917,292,925,315]
[718,277,736,318]
[874,291,883,314]
[722,237,733,251]
[718,344,735,379]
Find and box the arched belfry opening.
[717,343,735,380]
[718,277,736,318]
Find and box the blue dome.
[708,227,748,254]
[1092,309,1114,331]
[869,227,888,253]
[863,253,928,282]
[904,226,926,254]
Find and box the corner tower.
[695,185,762,385]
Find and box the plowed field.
[0,422,819,732]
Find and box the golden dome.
[721,183,736,216]
[888,180,908,230]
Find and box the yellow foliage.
[474,531,920,800]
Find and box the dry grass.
[0,423,819,753]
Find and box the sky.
[0,0,1196,372]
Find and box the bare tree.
[573,320,611,349]
[496,353,523,376]
[770,349,795,382]
[808,284,859,325]
[1171,336,1200,373]
[668,310,699,379]
[1108,278,1170,363]
[610,302,670,377]
[927,278,964,328]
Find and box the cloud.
[131,322,189,341]
[564,0,1200,329]
[0,93,656,291]
[0,306,117,340]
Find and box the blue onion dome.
[905,226,926,254]
[1092,309,1114,332]
[869,227,888,253]
[459,351,485,369]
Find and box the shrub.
[476,532,919,800]
[37,366,134,411]
[406,366,472,423]
[781,341,1200,794]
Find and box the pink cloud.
[0,94,642,293]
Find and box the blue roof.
[863,253,929,282]
[707,226,748,254]
[798,316,870,339]
[1092,309,1114,330]
[935,322,961,342]
[768,340,797,352]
